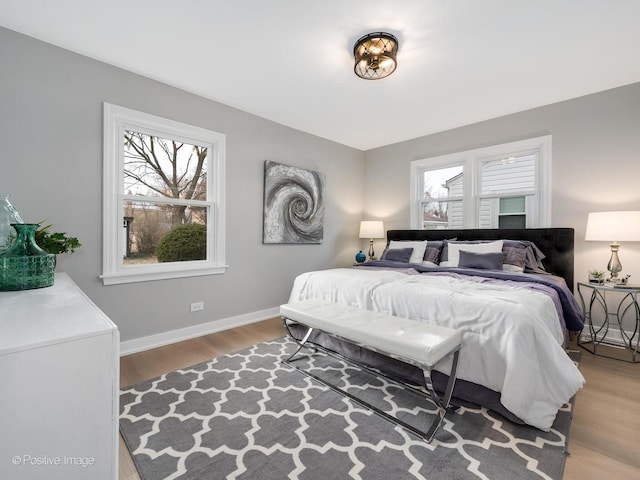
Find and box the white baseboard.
[579,327,635,348]
[120,306,280,356]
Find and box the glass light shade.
[585,211,640,241]
[353,32,398,80]
[359,221,385,239]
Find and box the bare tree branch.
[123,131,208,226]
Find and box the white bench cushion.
[280,299,461,368]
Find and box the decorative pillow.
[440,240,504,267]
[525,242,547,272]
[502,243,527,272]
[458,250,504,270]
[381,247,414,263]
[421,238,456,266]
[503,239,547,272]
[440,239,489,263]
[388,240,428,264]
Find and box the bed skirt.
[288,323,525,425]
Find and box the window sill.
[100,264,228,285]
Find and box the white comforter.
[288,267,585,430]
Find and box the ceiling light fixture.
[353,32,398,80]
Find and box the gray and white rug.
[120,338,578,480]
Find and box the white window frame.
[410,135,551,229]
[101,103,226,285]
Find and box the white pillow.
[440,240,504,267]
[388,240,428,264]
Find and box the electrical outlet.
[190,301,204,313]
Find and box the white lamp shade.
[585,211,640,242]
[359,220,384,239]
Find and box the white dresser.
[0,273,119,479]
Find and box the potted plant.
[35,224,81,255]
[588,269,605,284]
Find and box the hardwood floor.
[119,319,640,480]
[563,339,640,479]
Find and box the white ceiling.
[2,1,640,150]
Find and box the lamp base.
[607,242,622,282]
[368,239,376,261]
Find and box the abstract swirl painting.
[263,161,325,244]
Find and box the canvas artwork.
[263,160,325,244]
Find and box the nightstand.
[577,281,640,362]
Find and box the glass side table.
[577,281,640,362]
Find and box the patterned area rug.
[120,338,579,480]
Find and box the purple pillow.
[381,247,413,263]
[423,241,443,264]
[423,238,457,264]
[503,239,547,272]
[458,250,504,270]
[502,244,527,272]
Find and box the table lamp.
[585,211,640,282]
[359,221,384,261]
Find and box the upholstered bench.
[280,298,462,442]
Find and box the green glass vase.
[0,223,55,291]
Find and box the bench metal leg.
[282,318,316,362]
[423,349,460,442]
[282,321,461,443]
[282,345,440,442]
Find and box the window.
[102,103,226,285]
[410,136,551,229]
[498,197,526,228]
[420,165,464,229]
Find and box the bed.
[287,228,585,431]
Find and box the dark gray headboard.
[386,228,575,291]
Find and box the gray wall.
[364,83,640,290]
[0,27,364,342]
[4,24,640,344]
